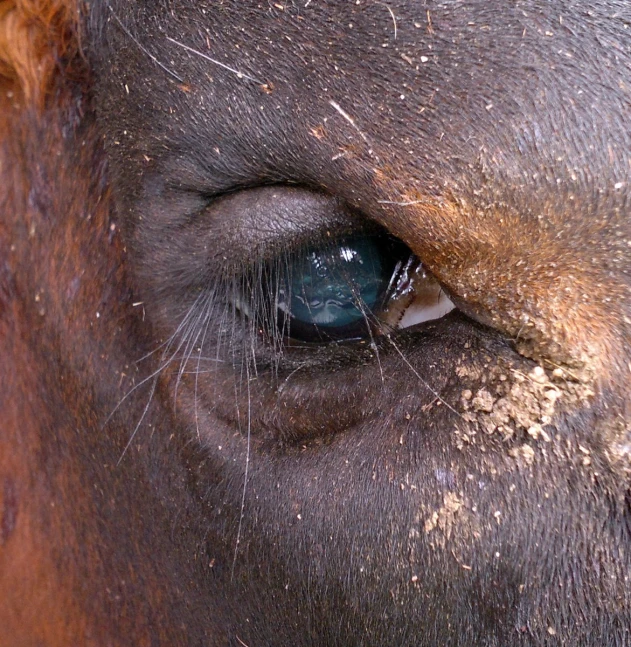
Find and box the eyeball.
[264,235,454,343]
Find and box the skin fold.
[1,1,630,645]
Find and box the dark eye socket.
[237,232,454,345]
[156,185,456,362]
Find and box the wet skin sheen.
[2,1,631,645]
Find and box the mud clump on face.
[455,357,596,462]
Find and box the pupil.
[279,237,387,335]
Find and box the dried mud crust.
[453,350,600,465]
[413,345,631,554]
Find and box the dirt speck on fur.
[509,444,535,466]
[424,491,464,535]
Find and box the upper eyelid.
[132,185,379,314]
[197,185,371,269]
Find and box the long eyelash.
[333,265,387,382]
[231,337,252,581]
[110,290,210,464]
[174,291,215,404]
[192,308,213,441]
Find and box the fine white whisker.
[103,354,174,429]
[231,350,253,581]
[166,37,266,85]
[377,2,397,40]
[108,293,209,458]
[329,100,379,161]
[173,293,215,406]
[116,376,158,466]
[348,285,386,385]
[106,3,184,82]
[193,302,216,441]
[277,361,310,393]
[385,335,464,419]
[133,291,209,365]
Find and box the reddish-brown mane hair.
[0,0,81,105]
[0,3,137,642]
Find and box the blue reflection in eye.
[277,237,395,341]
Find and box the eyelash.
[225,232,454,359]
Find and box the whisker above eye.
[106,2,184,82]
[166,36,266,85]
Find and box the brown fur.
[1,54,217,642]
[1,4,146,642]
[2,1,630,645]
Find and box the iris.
[239,233,454,345]
[277,237,394,342]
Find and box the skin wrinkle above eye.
[190,186,363,265]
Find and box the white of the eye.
[397,289,455,328]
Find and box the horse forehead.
[100,1,630,200]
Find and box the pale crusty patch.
[415,491,483,559]
[457,361,594,448]
[423,491,463,535]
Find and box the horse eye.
[244,235,455,344]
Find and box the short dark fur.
[1,1,631,645]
